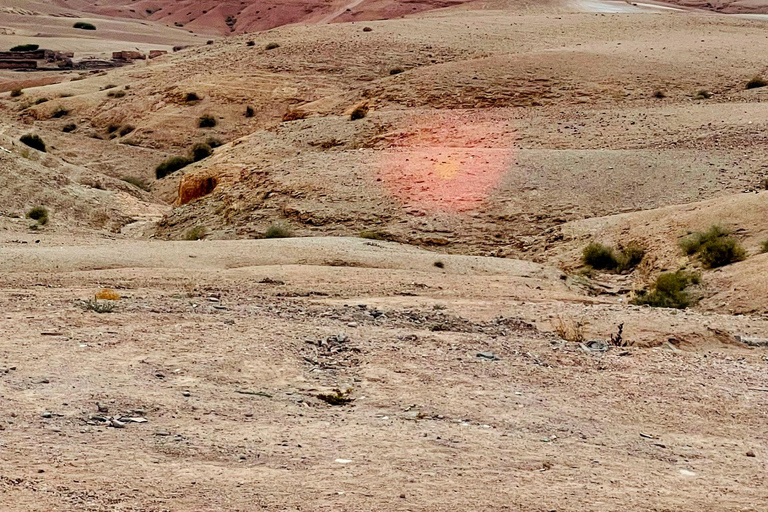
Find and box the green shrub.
[679,226,746,268]
[760,240,768,254]
[350,105,368,121]
[73,22,96,30]
[616,242,646,273]
[27,206,49,225]
[245,105,255,118]
[632,270,701,309]
[582,242,618,270]
[155,156,192,179]
[62,123,76,133]
[746,76,768,89]
[10,44,39,51]
[184,225,207,240]
[699,237,746,268]
[189,142,213,162]
[10,88,23,97]
[265,43,280,50]
[264,222,291,239]
[198,114,217,128]
[583,241,644,273]
[20,134,46,152]
[121,176,150,191]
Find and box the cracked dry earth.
[0,237,766,511]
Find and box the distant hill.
[49,0,468,35]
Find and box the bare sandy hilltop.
[0,0,767,510]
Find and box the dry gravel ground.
[1,237,767,511]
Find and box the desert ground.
[1,0,767,510]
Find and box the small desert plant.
[652,90,666,98]
[51,106,69,118]
[746,76,768,89]
[10,88,22,97]
[121,176,150,191]
[10,44,39,51]
[73,22,96,30]
[694,89,713,100]
[83,297,115,313]
[184,225,207,240]
[245,105,255,117]
[265,43,280,50]
[205,136,223,148]
[632,270,701,309]
[264,222,291,239]
[95,288,121,300]
[615,241,646,273]
[317,388,353,405]
[198,114,217,128]
[62,123,76,133]
[246,40,255,47]
[553,315,586,343]
[189,142,213,162]
[433,261,445,269]
[350,105,368,121]
[106,89,126,98]
[389,67,404,75]
[582,242,618,270]
[582,241,644,273]
[155,156,192,179]
[184,92,200,103]
[608,323,631,347]
[679,225,746,268]
[20,134,46,152]
[27,206,49,225]
[760,240,768,254]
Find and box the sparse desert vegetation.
[264,222,292,238]
[198,114,217,128]
[582,241,645,273]
[26,206,49,226]
[632,270,701,309]
[679,225,746,268]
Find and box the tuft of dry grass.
[553,315,586,342]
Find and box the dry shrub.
[96,288,121,300]
[553,315,586,342]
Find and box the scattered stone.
[97,402,108,413]
[41,411,52,418]
[639,433,654,439]
[154,430,171,436]
[735,335,768,348]
[347,322,358,328]
[580,341,609,353]
[476,351,499,360]
[746,450,756,457]
[334,459,352,464]
[109,418,125,428]
[679,469,696,477]
[182,391,191,397]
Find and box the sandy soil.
[1,0,768,510]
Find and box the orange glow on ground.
[379,146,515,212]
